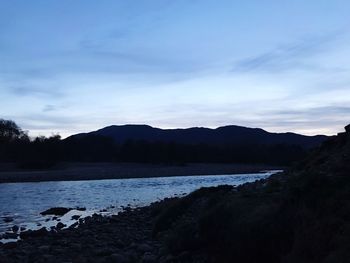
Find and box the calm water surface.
[0,171,279,236]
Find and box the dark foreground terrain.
[1,125,349,262]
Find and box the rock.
[56,222,66,229]
[71,215,81,220]
[20,226,26,231]
[42,254,55,261]
[160,255,175,263]
[94,248,113,256]
[20,227,48,239]
[38,245,50,253]
[3,217,13,223]
[124,250,138,262]
[114,239,125,248]
[142,253,157,263]
[40,207,72,216]
[3,232,18,239]
[52,248,65,254]
[11,225,19,232]
[3,242,17,249]
[109,253,128,263]
[158,247,169,256]
[69,222,79,229]
[177,251,191,261]
[137,243,153,253]
[76,207,86,211]
[69,243,82,251]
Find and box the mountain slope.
[68,124,328,149]
[151,124,350,262]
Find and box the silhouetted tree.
[0,119,311,168]
[0,119,28,143]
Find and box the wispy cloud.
[233,32,342,73]
[42,104,57,112]
[250,105,350,135]
[270,106,350,117]
[8,86,65,98]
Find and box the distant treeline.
[0,119,308,169]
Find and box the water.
[0,171,279,237]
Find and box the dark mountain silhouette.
[68,124,328,149]
[0,119,330,168]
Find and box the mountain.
[68,124,328,149]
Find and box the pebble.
[11,225,19,233]
[109,253,128,263]
[0,204,166,262]
[3,242,17,249]
[137,243,153,253]
[3,232,18,239]
[56,222,66,229]
[142,253,157,263]
[71,215,81,220]
[40,207,72,216]
[38,245,50,253]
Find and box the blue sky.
[1,0,350,137]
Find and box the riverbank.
[0,202,167,263]
[0,162,281,183]
[1,185,260,263]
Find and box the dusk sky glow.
[1,0,350,137]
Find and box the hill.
[61,125,329,165]
[69,124,327,149]
[150,124,350,262]
[0,119,330,168]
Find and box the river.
[0,171,280,238]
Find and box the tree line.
[0,119,307,169]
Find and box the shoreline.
[0,162,283,184]
[0,202,167,262]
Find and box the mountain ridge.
[67,124,328,149]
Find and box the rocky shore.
[0,201,176,263]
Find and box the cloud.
[42,105,57,112]
[8,86,65,98]
[270,106,350,118]
[232,32,342,73]
[249,105,350,135]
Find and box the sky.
[1,0,350,138]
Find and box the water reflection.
[0,171,279,234]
